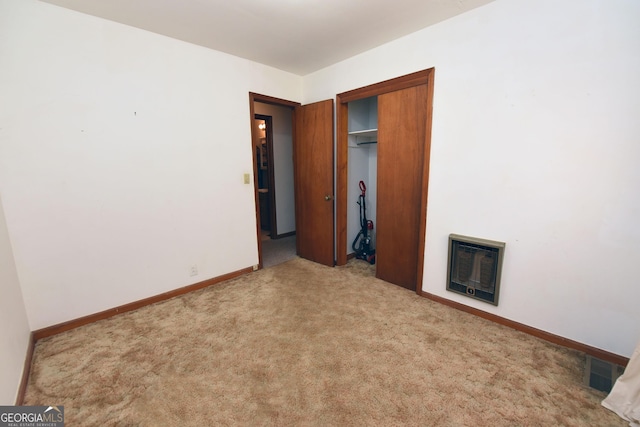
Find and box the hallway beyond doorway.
[261,235,296,268]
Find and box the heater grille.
[447,234,505,305]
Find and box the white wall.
[0,195,30,404]
[0,0,301,330]
[254,103,296,235]
[303,0,640,357]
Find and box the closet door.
[376,85,428,290]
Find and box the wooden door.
[294,100,335,266]
[375,85,428,290]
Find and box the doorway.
[249,93,335,270]
[254,114,276,240]
[250,95,298,269]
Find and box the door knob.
[325,195,333,201]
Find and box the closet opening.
[336,69,435,293]
[347,96,378,265]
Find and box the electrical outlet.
[243,173,250,184]
[189,264,198,277]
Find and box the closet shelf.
[348,128,377,138]
[348,128,378,146]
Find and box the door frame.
[249,93,300,269]
[335,68,436,293]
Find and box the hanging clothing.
[603,339,640,426]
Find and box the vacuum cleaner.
[351,180,376,264]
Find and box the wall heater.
[447,234,505,306]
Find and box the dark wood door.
[376,85,428,290]
[294,99,335,266]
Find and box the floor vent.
[584,355,624,393]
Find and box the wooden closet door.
[376,85,428,290]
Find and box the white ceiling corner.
[39,0,496,75]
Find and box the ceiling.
[40,0,495,75]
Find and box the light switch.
[243,173,250,184]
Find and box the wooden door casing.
[294,100,335,267]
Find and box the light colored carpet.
[24,257,624,426]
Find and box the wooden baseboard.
[15,332,35,405]
[419,291,630,367]
[33,266,253,341]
